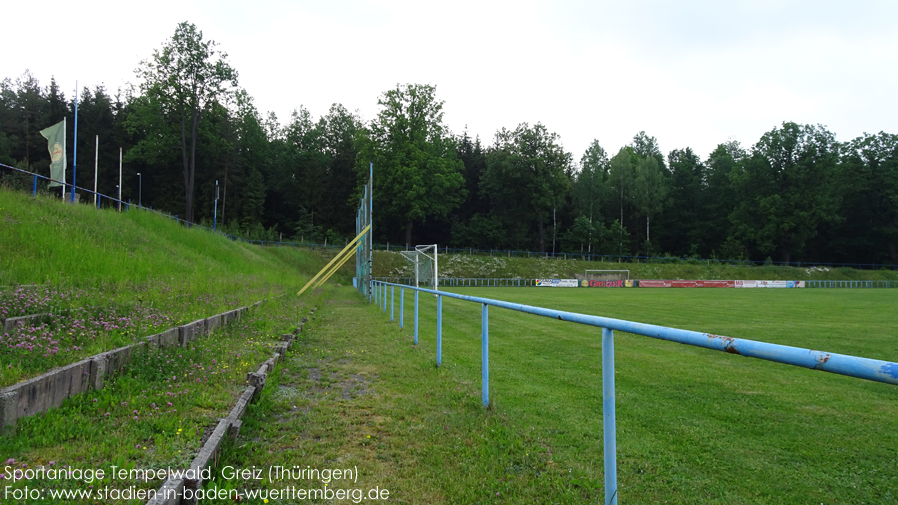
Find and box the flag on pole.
[40,119,66,188]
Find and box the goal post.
[401,244,438,290]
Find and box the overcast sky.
[4,0,897,163]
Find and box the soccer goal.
[400,244,438,290]
[584,269,630,281]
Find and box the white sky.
[3,0,897,162]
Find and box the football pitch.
[390,286,898,503]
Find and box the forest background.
[1,22,896,267]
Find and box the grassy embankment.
[374,250,898,281]
[217,285,897,504]
[0,186,354,386]
[0,186,344,501]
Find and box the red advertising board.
[700,280,735,288]
[638,280,737,288]
[638,280,671,288]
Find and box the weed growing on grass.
[0,284,291,387]
[0,295,304,501]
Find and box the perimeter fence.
[367,279,898,505]
[371,244,897,271]
[372,277,898,288]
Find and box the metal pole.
[61,118,66,199]
[391,286,394,321]
[602,327,618,505]
[32,175,37,197]
[437,295,442,366]
[71,81,78,203]
[138,173,142,207]
[400,287,404,328]
[118,147,122,212]
[214,180,218,230]
[369,162,373,302]
[414,290,419,345]
[93,135,98,206]
[482,303,489,407]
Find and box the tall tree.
[361,83,466,246]
[833,132,898,264]
[135,21,237,223]
[13,71,45,170]
[663,147,704,255]
[632,156,667,246]
[704,141,742,257]
[730,122,840,263]
[630,130,666,172]
[319,103,362,236]
[608,147,634,230]
[572,139,609,252]
[481,122,572,252]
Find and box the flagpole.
[71,81,78,203]
[93,135,98,207]
[62,117,66,199]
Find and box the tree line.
[1,22,896,266]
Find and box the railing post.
[602,327,618,505]
[482,303,489,407]
[437,295,442,366]
[391,285,394,321]
[400,287,404,328]
[382,283,387,313]
[414,290,419,345]
[32,175,37,197]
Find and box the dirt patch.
[341,374,372,400]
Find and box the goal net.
[400,244,438,290]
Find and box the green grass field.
[221,285,898,504]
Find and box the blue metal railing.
[370,280,898,505]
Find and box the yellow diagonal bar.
[312,246,357,289]
[297,224,370,296]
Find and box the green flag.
[40,119,66,188]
